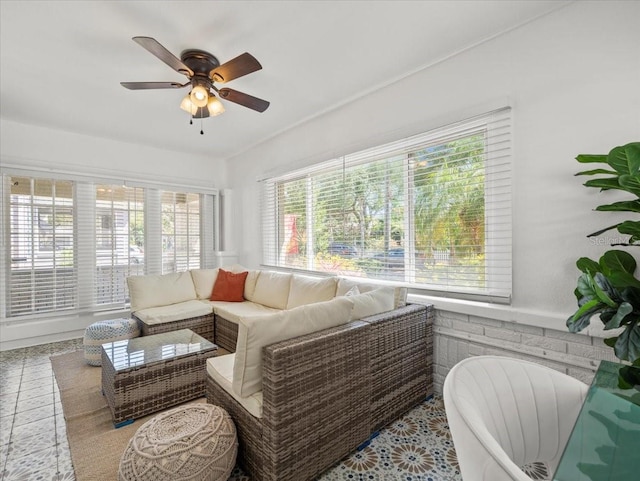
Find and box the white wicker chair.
[443,355,588,481]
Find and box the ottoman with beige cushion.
[118,403,237,481]
[83,317,140,366]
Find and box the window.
[262,108,512,301]
[1,174,217,319]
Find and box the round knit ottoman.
[83,318,140,366]
[118,404,237,481]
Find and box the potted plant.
[567,141,640,388]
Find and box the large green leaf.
[575,169,617,176]
[613,322,640,362]
[617,221,640,241]
[576,257,601,275]
[603,302,633,330]
[567,299,602,332]
[606,270,640,290]
[618,174,640,197]
[595,200,640,213]
[607,143,640,176]
[592,273,617,307]
[584,178,623,191]
[600,250,637,275]
[576,153,607,164]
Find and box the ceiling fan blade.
[210,53,262,83]
[120,81,186,90]
[218,88,269,112]
[132,36,194,77]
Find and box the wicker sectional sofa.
[127,267,434,481]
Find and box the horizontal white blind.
[8,177,77,316]
[3,173,216,319]
[262,108,512,301]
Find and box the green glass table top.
[553,360,640,481]
[101,329,216,371]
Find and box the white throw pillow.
[127,271,197,312]
[286,275,338,309]
[232,296,354,397]
[190,268,219,299]
[350,287,395,320]
[251,271,292,309]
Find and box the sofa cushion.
[134,299,213,325]
[336,277,407,308]
[209,301,280,324]
[350,287,395,320]
[190,268,219,300]
[251,271,292,309]
[233,296,355,398]
[286,275,338,309]
[128,271,197,312]
[224,264,260,299]
[211,269,248,302]
[207,354,263,418]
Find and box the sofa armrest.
[261,321,371,481]
[360,303,433,430]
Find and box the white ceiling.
[1,1,566,161]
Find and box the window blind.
[2,173,216,319]
[261,108,512,301]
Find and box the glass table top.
[101,329,217,371]
[553,360,640,481]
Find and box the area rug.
[51,350,463,481]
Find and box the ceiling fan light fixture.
[180,95,198,115]
[207,95,225,116]
[190,84,209,108]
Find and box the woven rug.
[51,350,464,481]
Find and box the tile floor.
[0,339,81,481]
[1,339,462,481]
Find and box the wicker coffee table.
[101,329,217,427]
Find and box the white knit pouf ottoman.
[83,318,140,366]
[118,404,237,481]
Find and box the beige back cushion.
[127,271,197,312]
[286,275,338,309]
[336,277,407,308]
[232,296,355,397]
[350,287,396,320]
[251,271,292,309]
[190,268,219,300]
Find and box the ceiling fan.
[121,36,269,124]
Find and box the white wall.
[0,119,226,350]
[226,1,640,333]
[0,119,227,188]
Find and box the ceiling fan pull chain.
[200,116,204,135]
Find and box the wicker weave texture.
[136,313,215,343]
[364,304,433,431]
[214,315,238,352]
[118,404,237,481]
[102,349,217,424]
[207,322,371,481]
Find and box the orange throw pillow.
[210,269,248,302]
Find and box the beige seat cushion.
[207,354,263,418]
[209,301,281,324]
[233,296,355,398]
[286,275,338,309]
[134,300,212,325]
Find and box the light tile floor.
[1,339,462,481]
[0,339,81,481]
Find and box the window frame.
[261,108,512,302]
